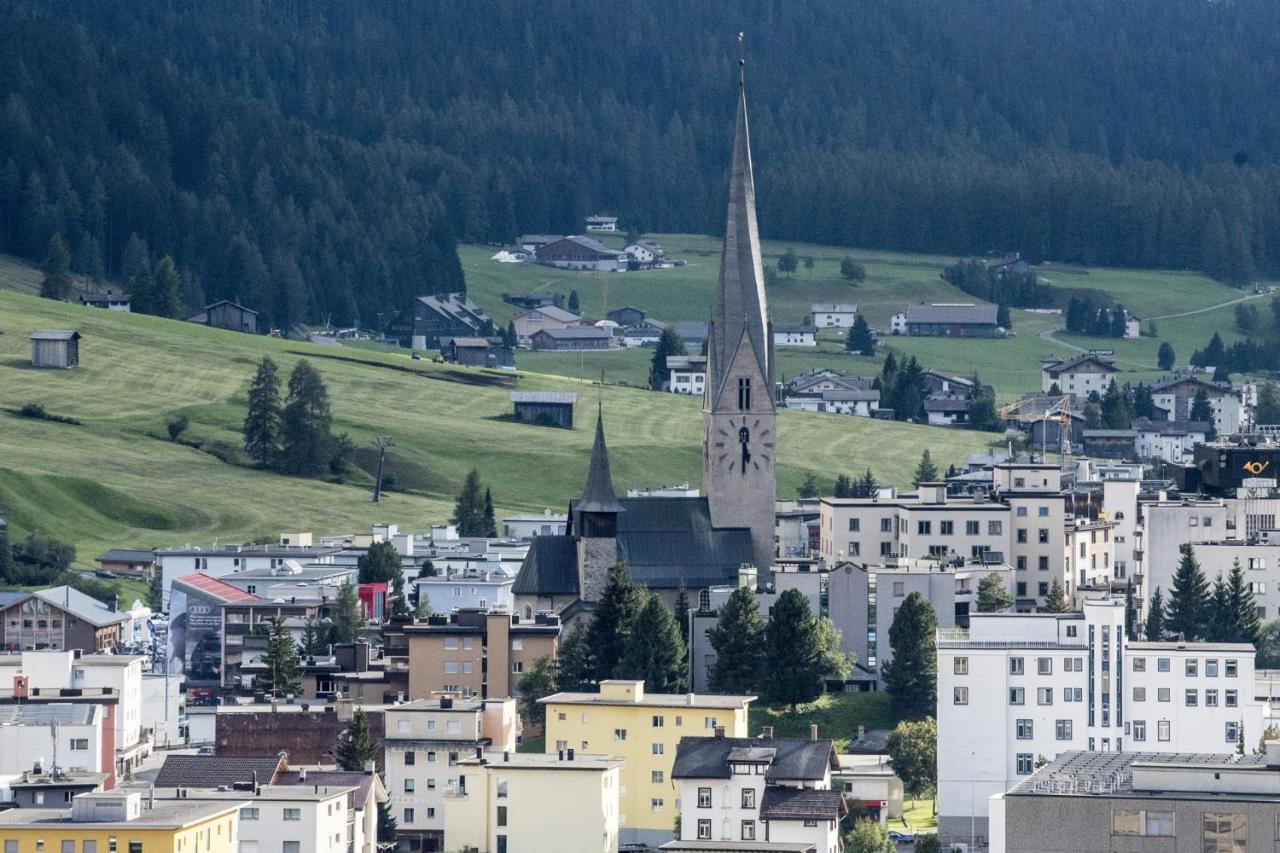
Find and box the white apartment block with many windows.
[163,785,352,853]
[936,599,1264,844]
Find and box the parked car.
[887,830,915,843]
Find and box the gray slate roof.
[532,326,610,340]
[578,411,624,514]
[759,786,846,821]
[154,755,285,788]
[30,330,80,341]
[97,549,156,564]
[512,536,579,596]
[905,303,997,325]
[672,321,710,341]
[511,391,578,404]
[671,736,836,781]
[1043,354,1116,374]
[30,586,128,627]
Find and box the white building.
[783,389,880,417]
[0,704,107,779]
[1133,419,1208,463]
[1151,376,1248,436]
[156,542,342,606]
[889,312,907,335]
[412,570,515,616]
[585,215,618,232]
[1064,518,1117,592]
[663,733,845,853]
[141,672,184,749]
[1041,354,1117,398]
[157,785,353,853]
[811,304,858,328]
[773,325,817,347]
[1140,496,1280,601]
[665,355,707,396]
[936,599,1265,842]
[501,510,567,540]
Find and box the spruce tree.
[1224,559,1261,646]
[335,708,379,771]
[1167,546,1211,640]
[977,573,1013,613]
[1124,582,1138,640]
[147,571,163,612]
[845,314,875,355]
[1041,578,1071,613]
[482,488,498,537]
[1190,388,1214,427]
[331,580,363,643]
[1256,382,1280,425]
[257,616,302,697]
[128,260,154,315]
[516,656,557,727]
[855,468,879,498]
[568,289,580,313]
[243,357,283,467]
[451,469,486,535]
[913,450,939,485]
[882,592,937,721]
[1157,341,1176,371]
[279,361,333,477]
[1146,587,1166,641]
[761,589,850,710]
[151,255,184,318]
[39,233,73,300]
[617,595,687,693]
[833,474,853,498]
[376,801,398,846]
[585,561,646,682]
[707,586,766,694]
[673,585,691,648]
[649,327,688,390]
[1208,573,1231,642]
[555,623,594,691]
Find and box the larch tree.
[279,360,333,477]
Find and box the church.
[512,68,777,619]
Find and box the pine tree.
[1167,546,1211,640]
[1146,587,1166,641]
[147,572,163,612]
[913,450,939,485]
[882,592,937,721]
[482,488,497,537]
[279,361,333,477]
[298,620,324,657]
[1208,573,1231,642]
[845,314,875,356]
[376,800,398,846]
[257,616,301,697]
[357,540,402,583]
[243,357,282,467]
[977,573,1013,612]
[1124,582,1138,640]
[150,255,183,318]
[761,589,850,710]
[1256,382,1280,425]
[331,580,362,643]
[451,469,486,536]
[555,623,594,691]
[855,468,879,498]
[617,595,687,693]
[832,474,852,498]
[516,656,557,728]
[1157,341,1176,370]
[39,233,73,300]
[797,473,819,499]
[674,585,691,648]
[335,708,379,771]
[585,561,646,682]
[649,327,688,390]
[1224,559,1262,646]
[707,586,766,694]
[1041,578,1071,613]
[568,289,580,313]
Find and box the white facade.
[1064,519,1117,590]
[1134,423,1206,463]
[501,511,567,540]
[811,304,858,328]
[140,672,184,748]
[1100,479,1140,582]
[890,312,907,335]
[668,367,706,396]
[0,706,105,777]
[162,786,351,853]
[157,545,340,606]
[1152,381,1247,436]
[936,600,1265,840]
[413,572,515,615]
[773,327,817,347]
[1041,358,1117,397]
[1182,540,1280,621]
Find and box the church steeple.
[708,60,772,405]
[575,405,623,537]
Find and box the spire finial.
[738,32,745,86]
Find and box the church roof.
[511,535,579,595]
[578,408,623,514]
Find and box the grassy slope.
[748,692,896,752]
[0,287,996,564]
[467,236,1271,397]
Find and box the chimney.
[299,768,307,783]
[503,752,510,763]
[474,746,483,759]
[714,727,725,738]
[857,725,865,741]
[558,750,565,761]
[810,724,818,741]
[1266,739,1280,768]
[363,760,375,774]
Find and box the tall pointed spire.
[709,57,771,401]
[578,404,623,514]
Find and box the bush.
[167,414,190,440]
[5,533,76,585]
[11,403,81,425]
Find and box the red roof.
[173,572,261,604]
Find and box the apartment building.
[1064,518,1117,591]
[0,587,128,653]
[820,465,1067,609]
[157,542,343,604]
[382,697,517,852]
[0,705,108,786]
[936,599,1264,844]
[404,610,559,700]
[1141,496,1280,604]
[0,791,242,853]
[443,751,622,853]
[541,680,755,848]
[663,733,845,853]
[158,785,353,853]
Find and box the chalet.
[29,330,80,368]
[924,397,971,427]
[624,240,666,268]
[512,391,577,429]
[1081,429,1138,460]
[773,324,818,347]
[535,235,625,272]
[922,369,977,397]
[77,291,131,312]
[529,326,611,351]
[1133,418,1210,464]
[386,292,491,350]
[990,252,1032,277]
[1040,354,1117,398]
[0,586,128,653]
[785,388,880,417]
[785,369,876,396]
[620,319,668,347]
[811,303,858,328]
[518,234,563,254]
[584,215,618,232]
[892,302,1002,337]
[665,355,707,396]
[95,549,158,579]
[1150,375,1245,436]
[512,305,581,344]
[440,336,514,368]
[503,291,562,310]
[190,299,259,334]
[607,307,647,327]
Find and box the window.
[940,521,953,535]
[1016,719,1033,739]
[1010,657,1025,675]
[1037,687,1053,705]
[1186,659,1198,677]
[651,743,664,755]
[404,751,415,766]
[239,808,259,821]
[1132,686,1146,702]
[1202,813,1245,850]
[239,845,258,853]
[283,808,301,821]
[496,806,507,828]
[880,518,893,533]
[741,821,756,841]
[1226,721,1240,743]
[1158,720,1171,741]
[1065,624,1077,637]
[1158,687,1170,702]
[697,788,712,809]
[404,779,415,793]
[614,729,627,741]
[652,715,664,728]
[69,738,88,751]
[954,657,968,675]
[651,771,664,784]
[84,843,96,853]
[1063,687,1082,702]
[988,520,1002,535]
[1055,719,1072,740]
[893,581,905,597]
[496,838,507,853]
[966,521,980,536]
[1017,582,1027,597]
[511,639,523,651]
[953,686,969,705]
[1112,809,1142,835]
[1038,582,1048,597]
[1016,506,1028,517]
[1009,687,1024,705]
[1017,556,1027,570]
[444,637,459,650]
[63,843,75,853]
[848,518,860,532]
[697,819,712,839]
[1132,657,1146,672]
[741,788,756,809]
[880,542,893,556]
[917,521,931,535]
[1226,659,1239,677]
[443,661,460,674]
[283,844,301,853]
[1037,657,1052,675]
[1206,689,1219,707]
[1185,689,1198,706]
[1206,659,1219,677]
[650,798,664,812]
[496,780,508,799]
[705,717,717,729]
[1016,753,1033,775]
[1227,689,1238,707]
[1038,529,1050,544]
[847,542,861,557]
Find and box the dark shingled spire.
[578,405,623,514]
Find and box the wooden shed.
[30,330,81,368]
[511,391,578,429]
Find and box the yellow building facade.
[541,680,754,846]
[0,792,242,853]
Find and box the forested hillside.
[3,0,1280,327]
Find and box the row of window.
[3,842,136,853]
[402,750,460,766]
[394,719,466,735]
[696,787,756,809]
[401,807,435,823]
[1014,719,1074,740]
[696,819,759,841]
[1132,657,1239,677]
[239,807,300,820]
[554,713,718,729]
[952,686,1084,705]
[1013,556,1052,572]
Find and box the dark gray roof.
[671,736,836,781]
[532,326,610,340]
[1044,354,1116,374]
[1151,376,1232,395]
[925,397,969,412]
[545,235,621,256]
[205,299,258,315]
[511,391,578,404]
[97,549,156,564]
[905,303,998,325]
[759,786,846,821]
[1083,429,1136,439]
[672,321,709,341]
[776,324,817,335]
[154,755,285,788]
[578,410,624,514]
[0,591,28,608]
[30,330,80,341]
[274,770,377,810]
[512,536,579,595]
[1133,418,1212,435]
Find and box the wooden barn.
[511,391,577,429]
[30,330,81,368]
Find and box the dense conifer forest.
[3,0,1280,325]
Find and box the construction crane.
[998,394,1074,461]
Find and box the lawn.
[0,287,996,563]
[748,692,897,752]
[888,798,938,834]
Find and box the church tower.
[703,62,776,571]
[575,405,623,602]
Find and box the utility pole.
[372,436,395,502]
